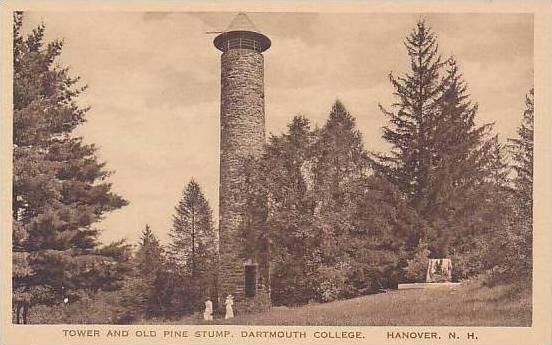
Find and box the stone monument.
[426,258,453,283]
[398,258,458,289]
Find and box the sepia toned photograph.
[2,3,549,342]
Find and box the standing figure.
[203,298,213,321]
[225,294,234,319]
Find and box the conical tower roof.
[225,12,260,33]
[214,12,271,52]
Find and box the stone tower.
[214,13,271,313]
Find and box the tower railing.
[223,38,263,52]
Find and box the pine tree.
[313,101,423,294]
[311,101,370,257]
[425,58,501,257]
[258,115,319,304]
[12,12,128,323]
[509,88,534,219]
[371,20,500,259]
[340,174,428,288]
[264,115,314,214]
[371,20,447,211]
[426,58,492,213]
[313,100,368,206]
[260,105,423,303]
[167,179,217,310]
[120,225,165,319]
[464,89,532,284]
[135,225,163,277]
[495,88,534,282]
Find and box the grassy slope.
[151,280,531,326]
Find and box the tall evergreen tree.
[372,20,500,259]
[473,90,533,285]
[135,224,163,277]
[312,101,422,294]
[12,12,128,323]
[509,88,534,218]
[498,88,534,281]
[167,179,217,309]
[340,174,427,288]
[119,225,166,320]
[371,20,447,211]
[311,101,370,268]
[258,115,319,304]
[313,100,368,206]
[424,58,500,257]
[259,106,426,304]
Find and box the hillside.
[156,280,531,326]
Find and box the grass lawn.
[145,280,531,326]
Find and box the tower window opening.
[224,38,262,52]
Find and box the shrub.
[26,290,124,324]
[403,242,430,283]
[313,265,349,302]
[484,222,532,287]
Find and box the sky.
[22,11,533,245]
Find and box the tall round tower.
[214,13,271,313]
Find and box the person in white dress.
[203,298,213,321]
[224,294,234,319]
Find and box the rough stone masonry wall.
[218,48,270,313]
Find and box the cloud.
[22,11,533,244]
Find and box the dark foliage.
[166,180,217,313]
[12,12,129,323]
